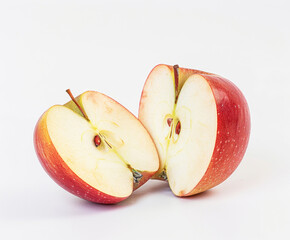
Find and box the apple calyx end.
[132,169,143,183]
[159,170,168,181]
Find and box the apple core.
[65,89,145,185]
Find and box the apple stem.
[173,64,179,103]
[66,89,90,122]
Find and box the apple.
[34,90,159,204]
[139,64,250,196]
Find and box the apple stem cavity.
[173,65,179,103]
[66,89,90,122]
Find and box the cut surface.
[139,65,175,177]
[47,106,132,198]
[166,75,217,195]
[80,92,159,173]
[139,67,217,196]
[47,92,159,198]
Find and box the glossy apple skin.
[139,65,251,196]
[187,71,250,195]
[34,108,155,204]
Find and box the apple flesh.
[139,64,250,196]
[34,90,159,204]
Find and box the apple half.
[34,90,159,204]
[139,64,250,196]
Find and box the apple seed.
[175,121,181,135]
[94,135,101,147]
[167,118,173,126]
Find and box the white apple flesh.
[139,65,250,196]
[34,90,159,204]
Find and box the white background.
[0,0,289,239]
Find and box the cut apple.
[139,64,250,196]
[34,90,159,204]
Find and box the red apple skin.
[34,110,128,204]
[139,65,251,196]
[186,72,250,196]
